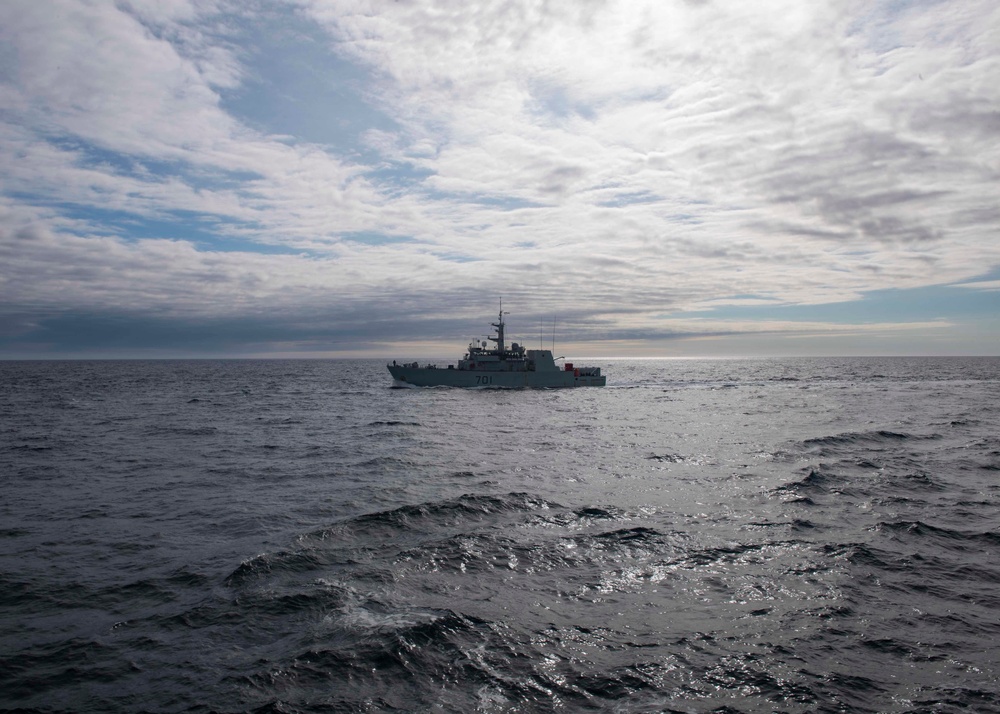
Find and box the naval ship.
[387,307,606,388]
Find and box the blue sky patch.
[218,10,398,153]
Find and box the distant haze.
[1,1,998,358]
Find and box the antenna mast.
[490,297,508,356]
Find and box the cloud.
[954,280,1000,291]
[1,0,998,356]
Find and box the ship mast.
[490,299,508,357]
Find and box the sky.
[1,0,998,359]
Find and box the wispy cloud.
[954,279,1000,291]
[1,0,998,356]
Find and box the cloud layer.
[1,0,998,356]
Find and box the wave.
[391,523,680,582]
[228,492,567,587]
[573,506,628,520]
[308,492,562,542]
[144,425,219,437]
[233,583,353,619]
[225,550,340,587]
[746,518,816,531]
[883,470,947,492]
[804,430,914,446]
[395,531,526,575]
[775,467,855,499]
[590,526,663,544]
[645,452,685,463]
[872,520,1000,548]
[822,542,903,570]
[800,430,942,452]
[6,443,54,452]
[239,608,495,708]
[680,541,781,568]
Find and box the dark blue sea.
[2,357,999,713]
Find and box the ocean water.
[1,357,999,713]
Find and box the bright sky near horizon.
[1,0,998,358]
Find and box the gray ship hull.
[388,365,605,388]
[387,305,606,388]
